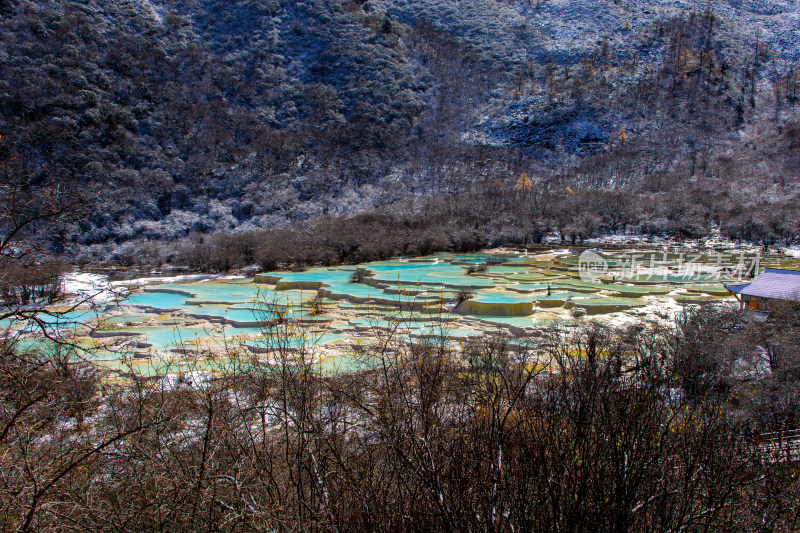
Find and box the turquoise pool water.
[12,249,752,376]
[124,291,188,309]
[126,326,213,350]
[471,292,535,304]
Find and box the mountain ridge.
[1,0,799,261]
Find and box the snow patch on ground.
[781,246,800,258]
[111,273,244,288]
[158,371,212,391]
[584,231,774,255]
[596,291,693,328]
[62,272,119,304]
[62,272,246,306]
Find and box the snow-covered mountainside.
[2,0,800,254]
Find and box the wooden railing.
[755,430,800,464]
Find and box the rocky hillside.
[1,0,799,256]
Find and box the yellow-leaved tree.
[513,171,533,191]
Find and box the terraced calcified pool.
[20,246,796,374]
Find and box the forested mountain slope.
[1,0,799,260]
